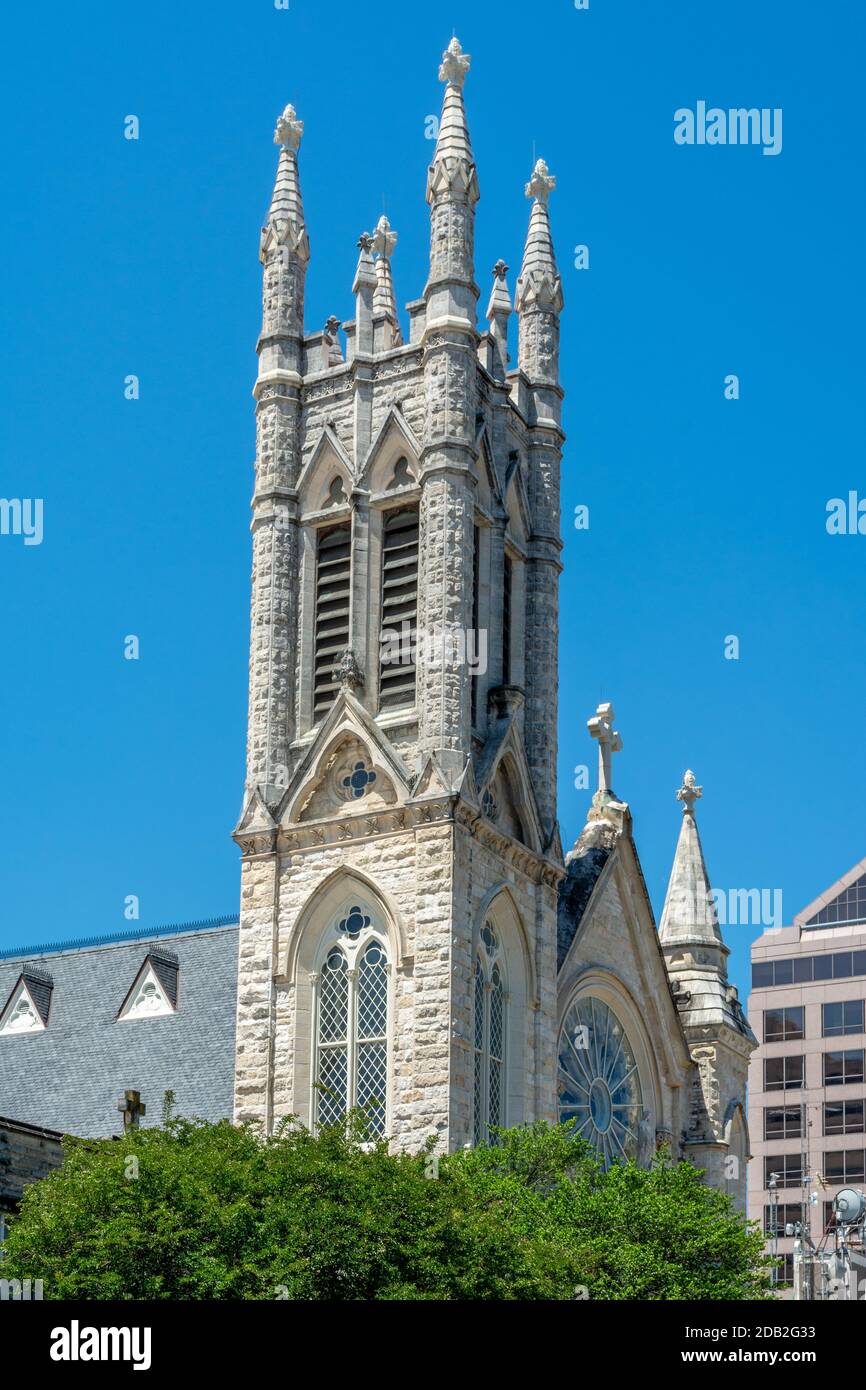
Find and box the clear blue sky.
[1,0,864,1006]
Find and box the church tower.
[232,39,565,1152]
[659,772,757,1211]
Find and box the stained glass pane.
[473,961,485,1145]
[557,996,643,1164]
[356,1042,387,1136]
[317,1047,348,1127]
[358,941,388,1039]
[318,949,348,1043]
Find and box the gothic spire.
[658,771,725,950]
[486,260,512,380]
[515,159,562,312]
[424,36,479,331]
[371,214,402,349]
[428,38,476,184]
[263,104,309,262]
[372,215,398,318]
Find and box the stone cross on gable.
[372,214,397,260]
[274,103,303,151]
[525,158,556,204]
[587,702,622,796]
[676,769,703,814]
[439,36,471,88]
[117,1089,146,1133]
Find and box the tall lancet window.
[378,505,419,710]
[473,922,506,1144]
[314,907,390,1137]
[313,521,352,721]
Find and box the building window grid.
[753,948,866,989]
[764,1055,805,1092]
[764,1153,804,1188]
[822,1000,865,1038]
[823,1099,865,1136]
[824,1149,866,1184]
[763,1104,804,1141]
[763,1006,805,1043]
[823,1048,865,1087]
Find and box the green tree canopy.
[1,1114,771,1300]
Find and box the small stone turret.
[246,103,309,805]
[660,772,757,1210]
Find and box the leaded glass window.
[314,915,389,1137]
[472,923,506,1144]
[558,996,644,1165]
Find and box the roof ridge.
[0,914,239,962]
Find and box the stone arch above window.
[292,735,398,822]
[469,886,535,1141]
[286,870,405,1134]
[473,922,506,1144]
[314,920,390,1137]
[557,975,659,1167]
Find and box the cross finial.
[676,769,703,815]
[274,103,303,150]
[526,157,556,204]
[117,1088,146,1133]
[439,35,471,88]
[587,701,622,795]
[493,259,509,279]
[372,214,397,259]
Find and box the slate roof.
[557,819,619,970]
[0,921,239,1138]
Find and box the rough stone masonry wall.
[256,822,456,1153]
[0,1121,64,1211]
[449,823,559,1145]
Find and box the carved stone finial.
[493,259,509,279]
[525,157,556,204]
[325,315,341,337]
[334,648,364,692]
[357,231,374,253]
[677,769,703,814]
[274,104,303,150]
[372,214,397,259]
[439,36,471,88]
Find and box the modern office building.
[748,857,866,1285]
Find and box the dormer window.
[118,950,179,1021]
[0,970,53,1036]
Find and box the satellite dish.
[833,1188,866,1224]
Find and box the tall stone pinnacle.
[372,215,398,318]
[659,771,725,950]
[427,36,479,206]
[515,159,562,311]
[266,104,307,250]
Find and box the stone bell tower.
[232,38,565,1154]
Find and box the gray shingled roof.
[0,923,239,1138]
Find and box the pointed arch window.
[473,922,506,1144]
[314,911,390,1137]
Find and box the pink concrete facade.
[748,858,866,1285]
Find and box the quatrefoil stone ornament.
[338,905,372,939]
[342,761,377,799]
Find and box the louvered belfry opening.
[379,504,419,710]
[313,521,352,721]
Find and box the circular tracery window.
[558,996,644,1164]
